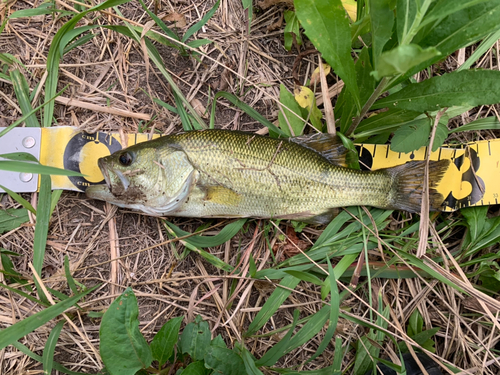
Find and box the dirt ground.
[1,0,500,374]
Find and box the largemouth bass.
[86,130,449,223]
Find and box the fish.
[85,129,450,224]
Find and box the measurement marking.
[385,146,389,158]
[398,152,401,159]
[496,198,498,205]
[373,145,377,158]
[481,200,484,206]
[134,133,137,145]
[488,141,491,156]
[452,149,457,159]
[424,146,428,157]
[438,148,442,160]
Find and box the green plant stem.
[346,77,388,136]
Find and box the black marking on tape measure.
[438,147,442,160]
[385,146,389,158]
[442,147,485,210]
[63,131,122,192]
[488,141,491,156]
[355,145,374,171]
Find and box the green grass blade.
[0,184,36,214]
[106,21,208,129]
[0,285,97,350]
[32,175,52,303]
[42,320,65,374]
[12,341,87,375]
[457,29,500,71]
[0,282,45,305]
[165,219,247,248]
[182,0,220,42]
[449,116,500,133]
[306,258,339,363]
[256,310,300,366]
[0,85,69,137]
[64,256,79,294]
[245,275,300,337]
[211,91,287,137]
[0,161,84,176]
[284,305,330,353]
[43,0,131,127]
[137,0,180,42]
[10,69,40,127]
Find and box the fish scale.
[86,129,450,223]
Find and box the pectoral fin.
[204,186,242,206]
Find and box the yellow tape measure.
[2,126,497,212]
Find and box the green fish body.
[86,130,449,223]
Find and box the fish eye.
[118,152,134,166]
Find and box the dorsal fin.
[290,133,348,167]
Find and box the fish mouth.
[98,158,111,188]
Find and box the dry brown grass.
[1,0,500,374]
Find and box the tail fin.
[387,160,450,212]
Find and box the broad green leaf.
[245,275,300,336]
[391,0,500,87]
[342,47,375,134]
[419,0,498,30]
[43,320,65,375]
[431,118,449,151]
[461,206,489,244]
[0,208,29,234]
[293,86,322,131]
[179,361,207,375]
[396,0,418,45]
[295,0,360,109]
[100,287,152,375]
[0,286,96,350]
[284,10,302,51]
[151,316,183,366]
[390,117,431,153]
[278,84,306,136]
[373,70,500,112]
[179,315,211,361]
[204,344,245,375]
[372,45,441,80]
[370,0,395,68]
